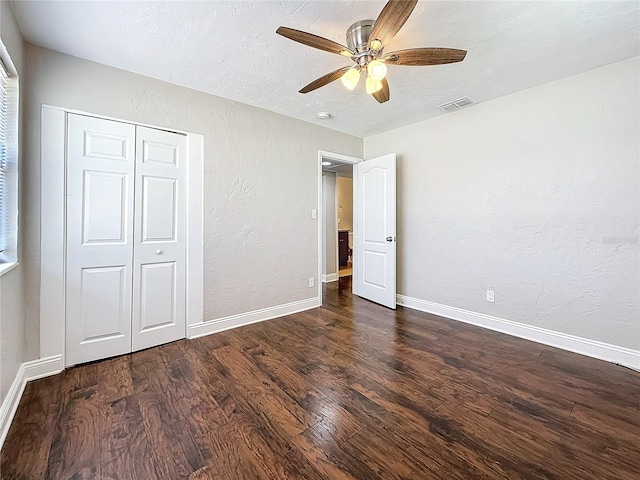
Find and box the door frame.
[317,150,362,304]
[40,105,204,366]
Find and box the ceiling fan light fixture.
[277,0,465,104]
[365,76,383,94]
[369,39,383,52]
[367,59,387,81]
[341,67,360,90]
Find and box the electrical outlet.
[309,277,315,288]
[486,290,495,303]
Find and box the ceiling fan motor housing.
[346,20,376,54]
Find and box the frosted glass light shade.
[367,60,387,81]
[341,67,360,90]
[365,76,383,94]
[369,39,383,52]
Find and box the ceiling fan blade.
[368,0,418,49]
[299,66,352,94]
[372,78,390,103]
[384,48,467,66]
[277,27,354,56]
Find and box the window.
[0,40,18,268]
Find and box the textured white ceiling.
[11,1,640,137]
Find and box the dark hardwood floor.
[2,277,639,479]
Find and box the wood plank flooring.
[2,277,639,479]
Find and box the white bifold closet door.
[65,114,186,366]
[66,115,135,365]
[131,126,187,352]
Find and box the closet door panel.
[80,266,128,340]
[139,262,177,331]
[81,171,128,244]
[141,176,177,242]
[65,114,135,366]
[132,126,187,351]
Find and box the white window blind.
[0,44,19,265]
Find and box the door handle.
[155,249,163,255]
[386,236,396,242]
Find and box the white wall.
[22,45,362,360]
[0,1,25,404]
[365,57,639,350]
[322,172,337,277]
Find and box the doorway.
[317,150,398,310]
[317,151,361,305]
[337,174,354,280]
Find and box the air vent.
[436,96,476,113]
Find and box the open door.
[355,153,396,308]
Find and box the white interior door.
[66,114,136,366]
[355,153,396,308]
[131,126,187,351]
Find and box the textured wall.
[322,172,337,276]
[337,176,353,232]
[365,57,639,350]
[22,45,362,360]
[0,0,25,403]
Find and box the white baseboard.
[397,295,640,371]
[23,354,64,381]
[0,354,63,449]
[322,273,338,283]
[189,297,320,339]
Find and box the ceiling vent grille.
[436,96,476,113]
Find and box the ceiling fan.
[276,0,467,103]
